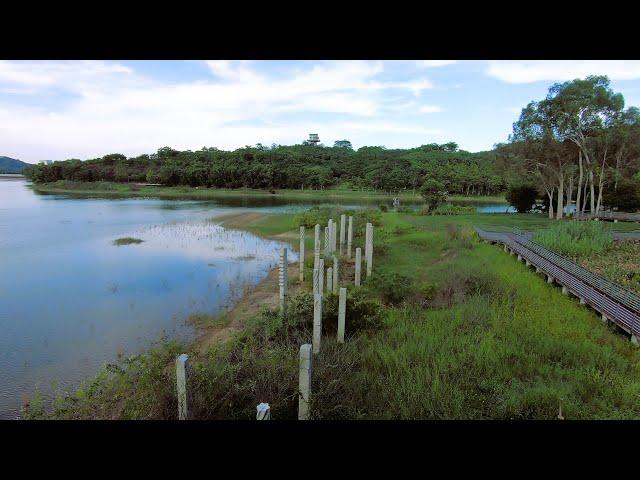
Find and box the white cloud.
[486,60,640,84]
[417,60,457,68]
[419,105,445,113]
[0,60,446,161]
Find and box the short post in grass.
[326,267,333,293]
[355,247,362,286]
[337,287,346,343]
[314,224,321,270]
[324,225,330,257]
[332,256,339,293]
[347,216,353,259]
[547,275,554,284]
[256,402,271,420]
[331,219,338,254]
[299,226,305,283]
[313,258,324,295]
[562,285,569,296]
[279,247,288,315]
[313,294,323,354]
[339,214,346,255]
[365,223,373,278]
[298,344,312,420]
[176,353,190,420]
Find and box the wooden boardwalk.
[475,227,640,344]
[574,211,640,223]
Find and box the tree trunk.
[548,188,555,219]
[589,169,595,214]
[556,171,564,220]
[595,154,606,214]
[576,150,583,217]
[567,175,573,217]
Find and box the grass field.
[23,209,640,420]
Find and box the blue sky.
[1,60,640,162]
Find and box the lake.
[0,178,510,418]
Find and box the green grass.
[112,237,144,246]
[574,240,640,294]
[24,210,640,420]
[533,221,613,256]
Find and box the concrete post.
[579,297,586,305]
[313,294,323,354]
[525,260,531,267]
[318,258,324,294]
[601,313,608,324]
[256,403,271,420]
[536,267,542,273]
[324,226,330,257]
[326,267,333,293]
[517,254,522,262]
[299,226,305,283]
[547,275,554,284]
[355,247,362,286]
[298,344,312,420]
[176,353,190,420]
[331,219,337,254]
[347,216,353,259]
[503,244,508,253]
[337,287,346,343]
[339,214,346,255]
[314,224,321,270]
[631,335,639,347]
[333,256,338,293]
[365,223,373,277]
[562,285,569,296]
[279,247,288,315]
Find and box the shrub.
[533,221,613,257]
[430,264,503,308]
[506,185,538,213]
[431,204,476,216]
[379,204,388,212]
[369,271,414,305]
[420,179,448,210]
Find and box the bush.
[420,179,448,210]
[506,185,538,213]
[430,204,476,216]
[430,264,503,308]
[603,179,640,211]
[379,204,388,212]
[533,221,613,257]
[368,272,414,305]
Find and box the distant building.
[307,133,320,145]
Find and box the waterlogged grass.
[112,237,144,246]
[576,240,640,294]
[533,221,613,256]
[24,211,640,419]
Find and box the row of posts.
[174,214,373,420]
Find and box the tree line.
[24,142,504,196]
[495,75,640,217]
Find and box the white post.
[313,294,323,354]
[299,226,305,283]
[337,287,346,343]
[326,267,333,293]
[347,216,353,259]
[324,226,330,257]
[365,223,373,277]
[332,219,337,254]
[279,247,288,315]
[355,247,362,286]
[332,255,338,293]
[339,214,346,255]
[176,353,190,420]
[314,224,321,270]
[256,402,271,420]
[298,344,312,420]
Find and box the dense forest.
[24,142,504,195]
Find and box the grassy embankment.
[30,180,506,204]
[24,208,640,419]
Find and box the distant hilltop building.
[307,133,320,145]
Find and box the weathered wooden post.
[339,214,346,255]
[324,225,330,257]
[279,247,288,315]
[355,247,362,286]
[326,267,333,293]
[299,226,305,283]
[314,224,321,270]
[298,344,312,420]
[176,353,190,420]
[256,402,271,420]
[313,294,323,354]
[365,223,373,277]
[337,287,346,343]
[347,216,353,259]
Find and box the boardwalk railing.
[476,227,640,344]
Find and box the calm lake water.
[0,178,510,418]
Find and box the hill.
[0,156,29,174]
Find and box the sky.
[2,60,640,163]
